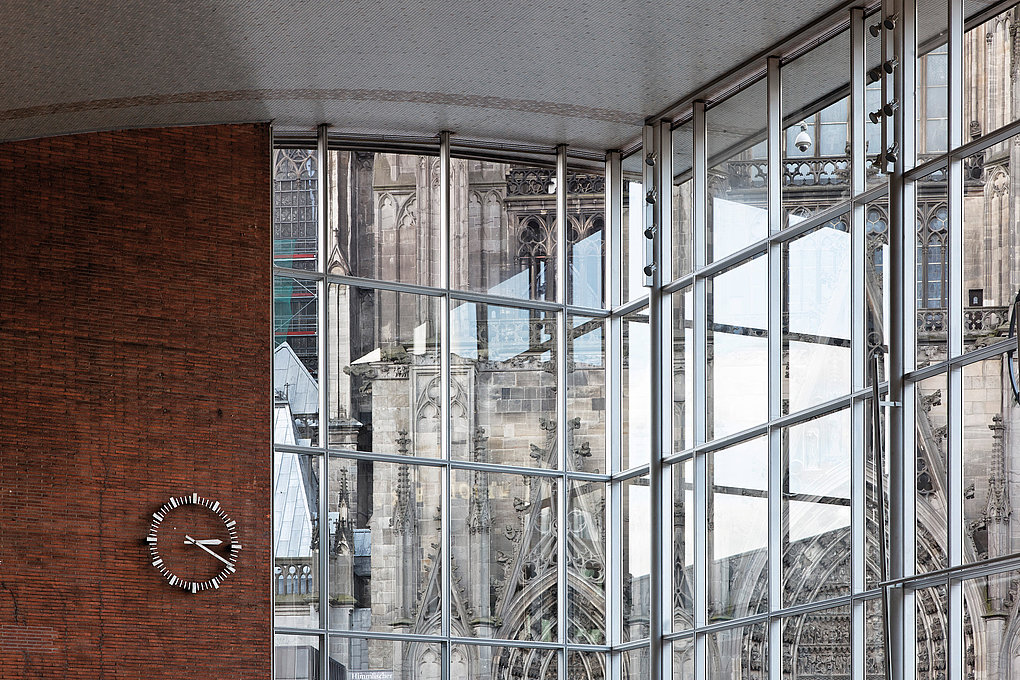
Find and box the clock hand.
[183,538,223,546]
[184,534,233,567]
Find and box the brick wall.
[0,124,271,678]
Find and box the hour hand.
[184,537,223,546]
[184,534,232,566]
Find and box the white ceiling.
[1,0,852,151]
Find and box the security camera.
[796,138,811,153]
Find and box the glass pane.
[707,437,768,621]
[275,633,320,680]
[915,584,948,680]
[622,150,647,304]
[326,459,441,635]
[328,285,441,457]
[915,373,948,573]
[917,0,949,157]
[783,409,851,608]
[781,605,852,677]
[708,254,768,440]
[673,121,694,279]
[274,452,321,628]
[330,637,439,680]
[569,315,607,473]
[623,310,650,469]
[622,647,650,680]
[707,79,768,262]
[274,148,318,270]
[275,275,319,447]
[451,470,558,641]
[567,480,606,644]
[672,287,694,453]
[672,636,695,680]
[782,29,851,224]
[866,598,887,679]
[783,216,852,413]
[569,651,606,680]
[915,169,950,369]
[672,459,694,630]
[622,476,650,641]
[960,568,1020,680]
[865,197,891,385]
[864,14,888,189]
[327,150,440,288]
[452,644,559,680]
[865,397,890,590]
[451,300,557,468]
[706,622,768,680]
[964,1,1018,144]
[962,139,1015,354]
[567,167,605,308]
[963,358,1012,564]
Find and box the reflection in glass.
[962,138,1015,353]
[274,453,321,630]
[623,311,650,469]
[708,255,768,439]
[672,636,695,680]
[865,19,888,189]
[781,605,851,677]
[783,217,852,413]
[866,598,887,679]
[960,568,1020,679]
[964,1,1017,144]
[568,316,607,473]
[330,637,439,680]
[568,167,605,308]
[707,437,768,621]
[865,198,890,385]
[781,29,851,224]
[707,79,768,262]
[451,300,557,467]
[706,622,767,680]
[622,151,646,303]
[865,397,889,590]
[275,633,320,680]
[673,122,695,279]
[915,584,948,680]
[275,276,319,447]
[672,459,694,630]
[917,0,949,156]
[783,410,851,607]
[622,476,650,641]
[274,149,318,270]
[567,480,606,644]
[915,374,948,574]
[672,287,694,453]
[569,651,606,680]
[327,151,440,287]
[326,460,441,635]
[327,285,441,457]
[622,647,650,680]
[451,644,559,680]
[451,470,558,641]
[963,359,1012,564]
[915,169,949,369]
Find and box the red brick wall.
[0,124,271,679]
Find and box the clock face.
[147,494,241,593]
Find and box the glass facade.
[273,2,1020,678]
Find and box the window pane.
[569,651,606,680]
[964,1,1018,144]
[327,150,441,287]
[708,80,768,262]
[451,470,558,641]
[915,374,948,574]
[672,637,695,680]
[960,568,1020,680]
[274,148,318,270]
[783,409,851,607]
[327,459,442,635]
[706,622,767,680]
[708,437,768,621]
[451,300,557,468]
[622,476,650,641]
[623,310,650,469]
[569,315,607,473]
[672,459,694,630]
[622,647,649,680]
[274,452,321,628]
[622,150,647,303]
[451,644,559,680]
[962,138,1015,354]
[865,197,890,385]
[328,285,441,457]
[783,216,852,413]
[275,633,321,680]
[708,254,768,439]
[329,636,437,680]
[917,0,948,156]
[915,584,948,679]
[915,169,949,369]
[672,287,694,453]
[275,275,319,447]
[568,480,606,644]
[781,605,852,677]
[567,167,605,308]
[673,121,695,279]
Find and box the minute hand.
[185,535,232,567]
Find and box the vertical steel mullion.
[694,631,706,680]
[607,152,623,311]
[555,144,568,663]
[608,472,623,646]
[691,102,708,653]
[270,123,278,675]
[314,123,330,678]
[439,132,452,656]
[608,305,623,645]
[657,121,674,644]
[852,8,868,203]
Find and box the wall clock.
[147,493,242,593]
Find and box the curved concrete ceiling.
[1,0,851,150]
